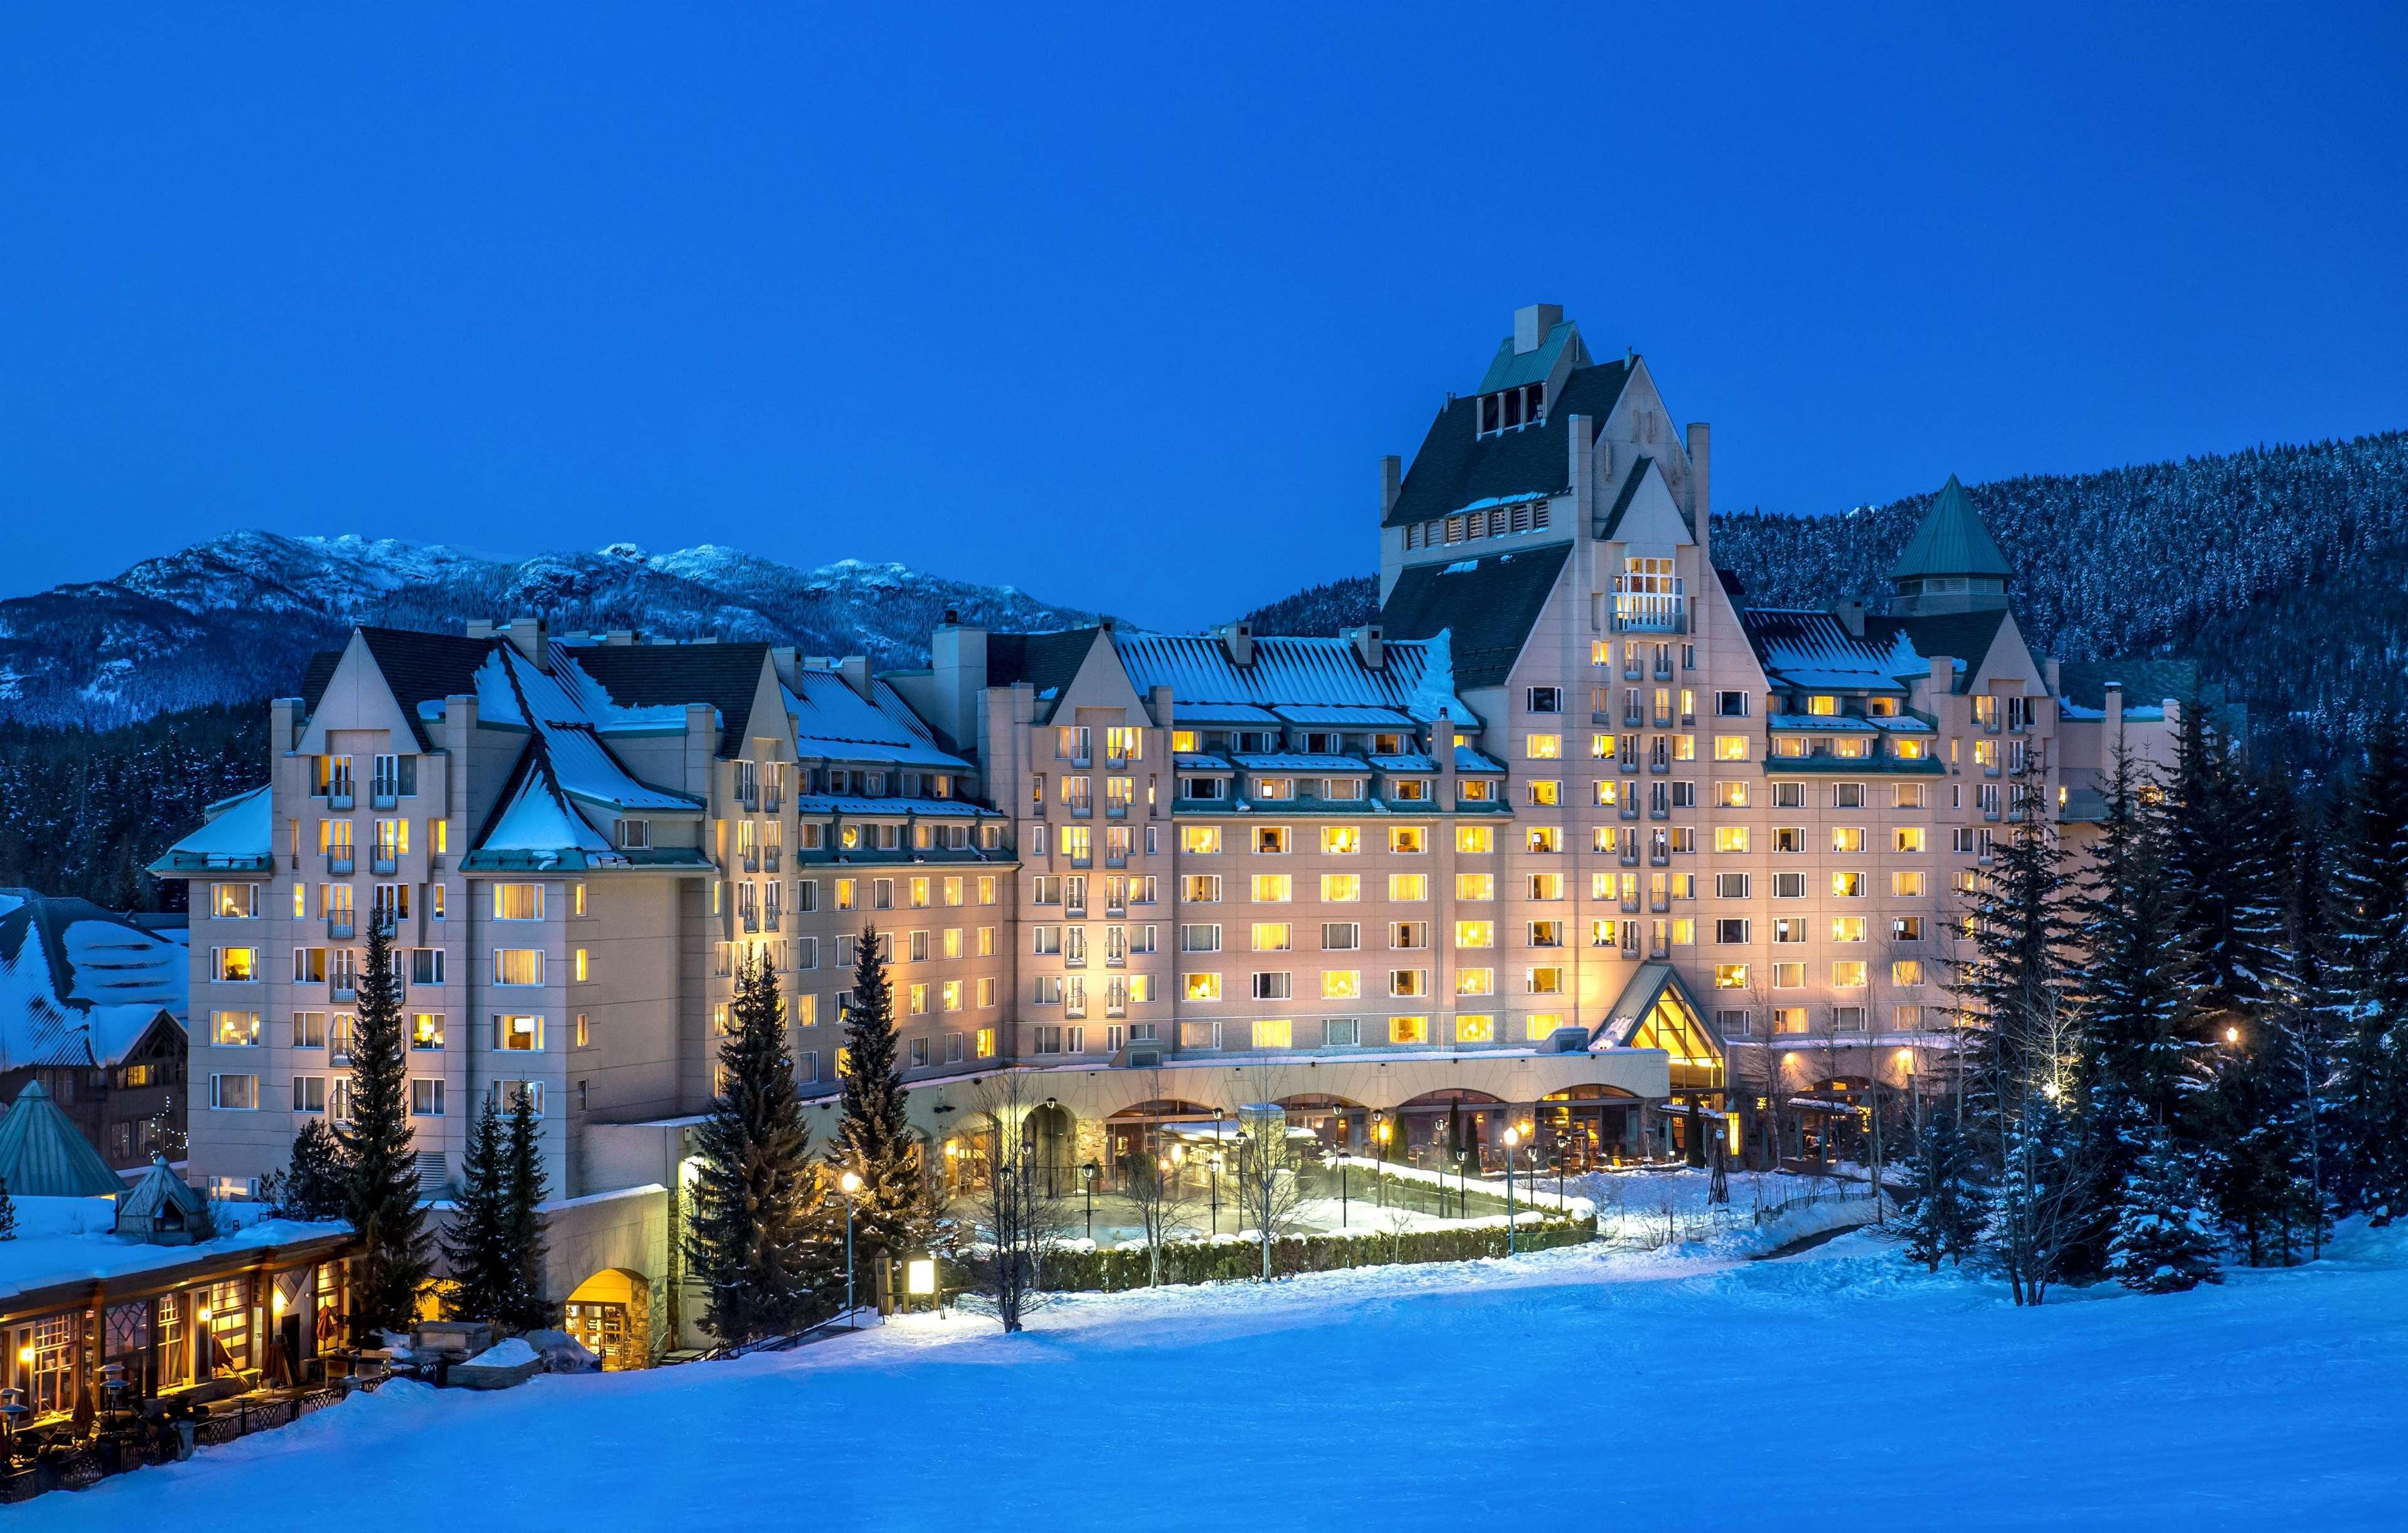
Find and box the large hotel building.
[155,306,2189,1350]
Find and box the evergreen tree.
[2198,1016,2327,1266]
[1953,755,2077,1143]
[1985,1096,2092,1307]
[685,953,839,1343]
[0,1175,16,1241]
[2163,702,2286,1046]
[1896,1114,1983,1272]
[2108,1130,2224,1294]
[337,917,434,1339]
[441,1093,516,1323]
[2067,748,2190,1276]
[833,923,926,1263]
[2325,718,2408,1221]
[501,1085,551,1331]
[279,1118,353,1221]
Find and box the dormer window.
[1478,383,1546,436]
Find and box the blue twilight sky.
[3,4,2404,629]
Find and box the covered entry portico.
[1595,964,1731,1166]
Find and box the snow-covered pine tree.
[280,1118,353,1221]
[2197,1017,2326,1266]
[834,922,926,1264]
[684,953,838,1343]
[0,1175,16,1241]
[2108,1129,2223,1293]
[441,1092,515,1323]
[1952,755,2078,1143]
[2163,701,2286,1048]
[1986,1096,2092,1307]
[501,1085,551,1330]
[339,916,434,1339]
[2068,748,2190,1268]
[1897,1113,1982,1271]
[2325,717,2408,1222]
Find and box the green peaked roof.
[1888,474,2011,581]
[0,1079,125,1196]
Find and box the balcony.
[1070,755,1092,770]
[328,789,356,810]
[330,979,358,1004]
[371,786,399,810]
[1610,578,1688,634]
[1069,804,1093,819]
[327,852,356,876]
[740,852,761,873]
[764,790,783,814]
[1105,803,1127,820]
[763,911,782,933]
[1105,854,1128,869]
[740,911,761,933]
[371,853,398,876]
[1105,753,1129,771]
[326,916,356,940]
[1069,855,1093,869]
[763,848,781,872]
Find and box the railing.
[327,917,356,940]
[328,790,356,810]
[1105,803,1127,819]
[331,979,358,1004]
[371,854,398,876]
[327,852,355,875]
[371,784,400,810]
[1610,578,1688,634]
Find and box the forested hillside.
[1244,431,2408,762]
[0,704,267,910]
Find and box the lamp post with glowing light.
[1079,1159,1098,1241]
[1503,1127,1521,1253]
[1208,1152,1223,1236]
[839,1169,863,1327]
[1374,1118,1392,1209]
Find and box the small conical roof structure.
[0,1079,126,1196]
[1888,474,2011,582]
[115,1151,212,1243]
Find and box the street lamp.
[1208,1152,1224,1236]
[1080,1159,1099,1241]
[839,1169,863,1328]
[1374,1118,1392,1209]
[1502,1127,1521,1253]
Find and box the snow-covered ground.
[33,1218,2408,1530]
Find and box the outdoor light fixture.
[906,1258,936,1297]
[2225,1026,2241,1044]
[839,1170,864,1328]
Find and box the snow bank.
[465,1338,538,1369]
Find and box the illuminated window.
[1715,827,1749,853]
[212,1010,261,1046]
[494,883,545,920]
[1714,965,1749,990]
[1455,920,1494,948]
[1456,825,1493,855]
[1455,1014,1495,1044]
[1250,874,1292,903]
[1322,825,1360,854]
[1323,970,1362,999]
[1252,1019,1293,1049]
[1251,923,1292,952]
[1525,734,1562,761]
[1389,826,1426,854]
[1894,960,1924,986]
[1321,874,1361,902]
[1184,973,1223,1002]
[1455,874,1494,901]
[1457,967,1495,997]
[1833,962,1869,989]
[1389,874,1429,901]
[1389,1016,1429,1045]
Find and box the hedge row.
[968,1214,1598,1293]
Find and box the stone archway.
[563,1268,652,1371]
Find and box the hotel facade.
[155,306,2190,1352]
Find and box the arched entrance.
[1388,1088,1507,1172]
[1539,1084,1642,1172]
[563,1269,652,1371]
[1103,1099,1219,1189]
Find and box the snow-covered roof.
[1367,753,1440,773]
[791,795,1001,820]
[1739,609,1920,694]
[784,670,970,771]
[0,890,187,1074]
[1454,746,1507,774]
[1769,714,1878,733]
[1231,753,1366,773]
[0,1194,349,1310]
[149,785,275,874]
[1115,632,1476,728]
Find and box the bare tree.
[960,1075,1073,1332]
[1120,1145,1199,1286]
[1228,1070,1308,1281]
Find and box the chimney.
[272,697,299,755]
[930,619,990,753]
[503,615,549,669]
[1346,624,1385,671]
[838,655,873,700]
[1686,422,1711,570]
[1513,304,1562,355]
[465,619,496,641]
[2044,658,2061,697]
[2104,680,2124,737]
[603,629,637,646]
[1379,455,1402,519]
[1221,622,1253,668]
[1833,597,1866,639]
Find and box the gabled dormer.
[1472,304,1589,437]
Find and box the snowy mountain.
[0,533,1095,726]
